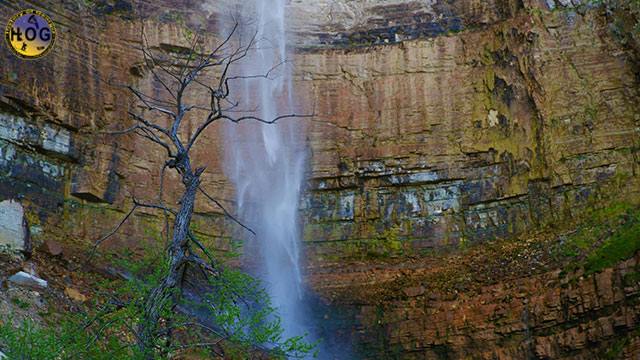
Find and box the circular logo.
[5,9,56,59]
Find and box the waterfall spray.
[222,0,312,343]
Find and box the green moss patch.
[556,203,640,275]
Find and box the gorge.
[0,0,639,359]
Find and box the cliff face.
[339,253,640,358]
[0,1,237,256]
[298,3,640,262]
[0,0,639,358]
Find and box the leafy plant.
[0,318,141,360]
[10,298,30,310]
[91,239,315,359]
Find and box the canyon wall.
[297,1,640,263]
[1,0,639,358]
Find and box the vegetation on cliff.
[1,21,314,359]
[1,0,640,359]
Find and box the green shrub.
[93,241,316,359]
[584,211,640,274]
[0,318,140,360]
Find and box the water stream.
[222,0,312,345]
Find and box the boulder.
[0,200,30,255]
[8,271,47,290]
[45,239,63,256]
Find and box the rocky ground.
[0,244,107,352]
[308,204,640,359]
[1,207,640,359]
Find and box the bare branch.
[100,124,142,135]
[141,28,183,84]
[159,162,171,246]
[134,127,174,157]
[197,186,255,236]
[185,112,221,152]
[186,253,218,275]
[128,111,172,138]
[179,32,202,80]
[222,59,288,98]
[221,113,312,125]
[129,86,176,118]
[185,60,290,152]
[85,203,139,265]
[187,231,219,270]
[133,198,177,216]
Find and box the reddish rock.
[45,240,63,257]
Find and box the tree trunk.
[137,168,200,357]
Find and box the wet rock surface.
[309,237,640,359]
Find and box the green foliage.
[93,240,315,359]
[74,174,314,355]
[602,328,640,359]
[557,203,640,275]
[0,318,140,360]
[188,268,318,359]
[623,269,640,287]
[584,213,640,274]
[10,297,30,310]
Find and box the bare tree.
[90,21,311,358]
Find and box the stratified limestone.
[312,254,640,359]
[0,1,638,358]
[296,7,640,262]
[0,0,636,257]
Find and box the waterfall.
[221,0,312,344]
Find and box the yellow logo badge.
[5,9,56,59]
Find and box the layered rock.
[297,6,640,263]
[0,1,236,256]
[313,252,640,359]
[0,0,639,358]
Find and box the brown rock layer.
[0,1,639,358]
[312,253,640,359]
[297,7,640,264]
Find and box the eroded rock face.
[1,0,637,255]
[287,0,527,46]
[313,254,640,359]
[0,200,29,255]
[0,0,639,358]
[296,8,640,263]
